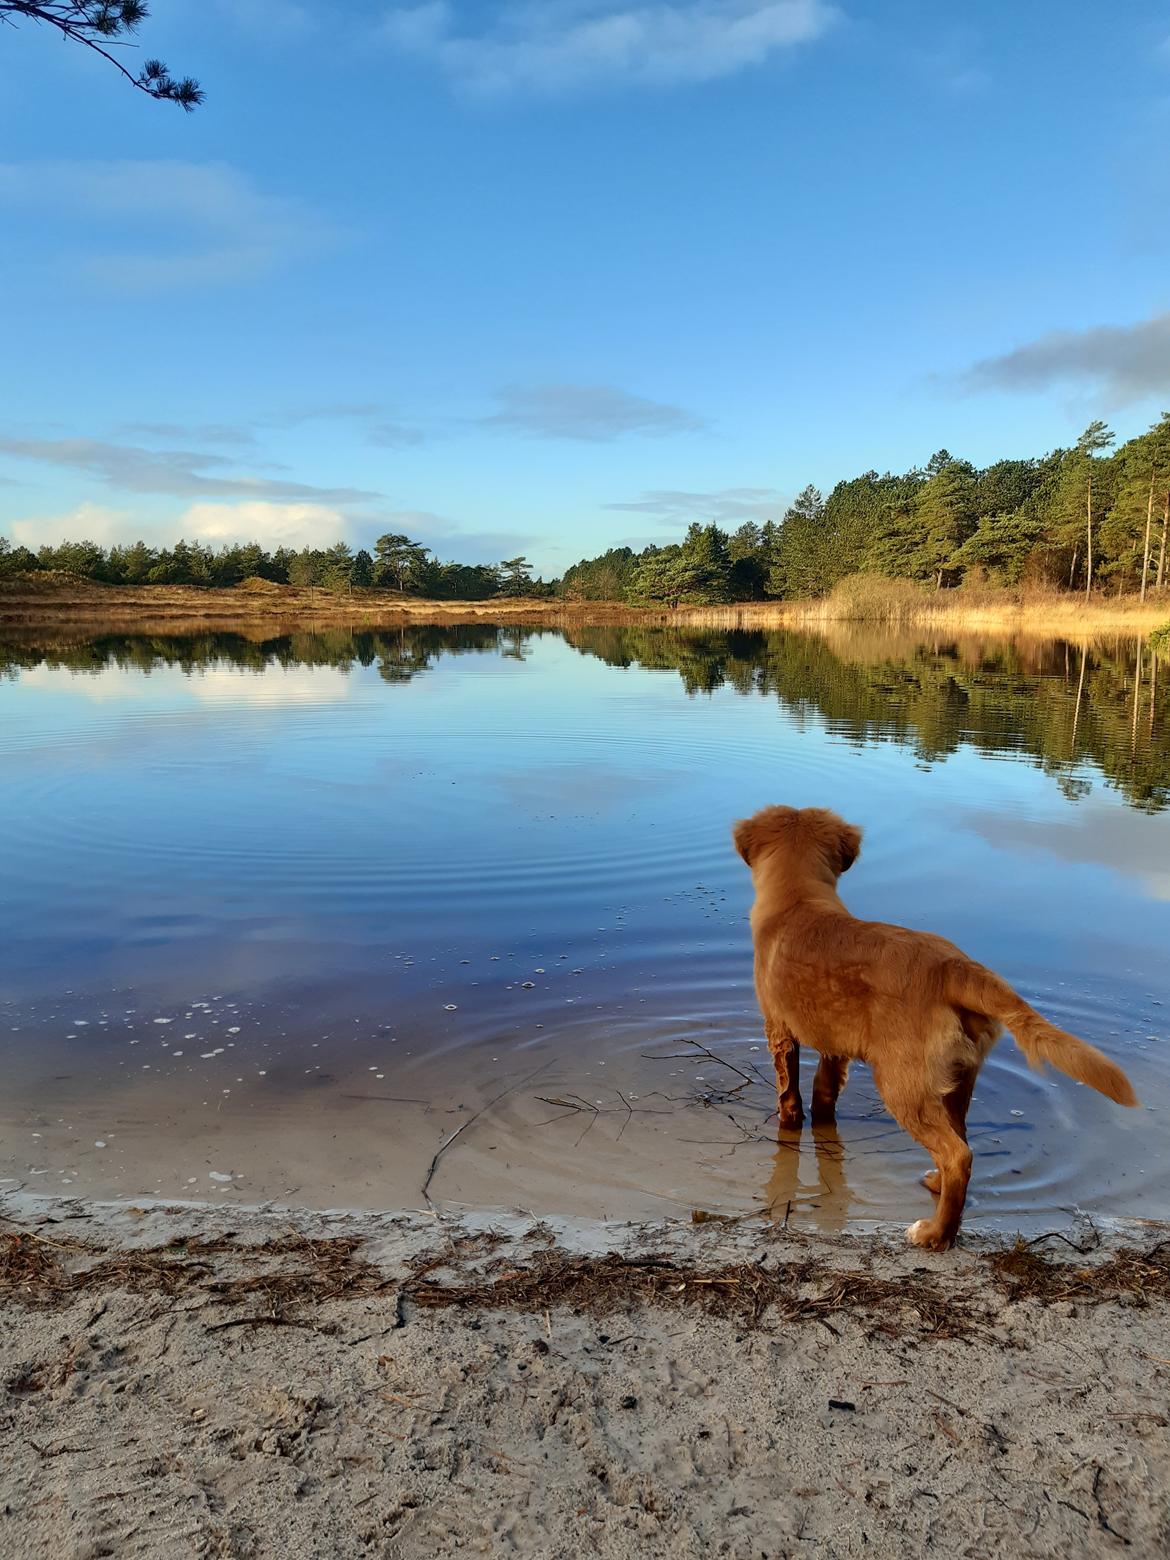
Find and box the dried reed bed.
[665,578,1170,635]
[3,572,1168,636]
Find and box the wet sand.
[2,1194,1168,1559]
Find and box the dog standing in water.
[733,805,1138,1250]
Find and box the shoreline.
[3,1192,1169,1556]
[2,574,1167,637]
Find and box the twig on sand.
[534,1089,672,1146]
[341,1094,429,1104]
[421,1063,551,1206]
[205,1315,316,1333]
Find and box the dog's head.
[732,805,862,880]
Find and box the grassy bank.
[2,570,1168,637]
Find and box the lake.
[1,622,1167,1234]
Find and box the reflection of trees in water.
[3,622,1165,811]
[0,625,544,687]
[562,625,1170,812]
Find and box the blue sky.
[1,1,1169,575]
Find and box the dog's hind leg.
[765,1017,804,1130]
[811,1055,849,1125]
[874,1067,973,1250]
[923,1065,977,1194]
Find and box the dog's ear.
[834,820,863,875]
[734,806,793,867]
[732,817,758,866]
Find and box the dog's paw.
[905,1219,951,1250]
[906,1220,956,1251]
[921,1169,941,1195]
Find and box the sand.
[2,1194,1168,1559]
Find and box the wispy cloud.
[962,311,1170,406]
[0,436,380,505]
[383,0,838,95]
[262,404,428,446]
[269,403,384,426]
[367,421,429,448]
[607,486,786,525]
[482,383,703,440]
[121,422,259,448]
[0,161,343,290]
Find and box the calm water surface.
[1,623,1167,1233]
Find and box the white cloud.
[178,501,348,550]
[5,500,347,555]
[382,0,838,95]
[10,502,133,549]
[0,161,343,290]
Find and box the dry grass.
[403,1246,986,1339]
[986,1237,1170,1307]
[0,1228,388,1314]
[667,578,1170,634]
[3,572,1168,636]
[3,1222,1169,1343]
[0,573,578,631]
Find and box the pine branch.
[0,2,203,108]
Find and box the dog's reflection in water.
[763,1120,853,1232]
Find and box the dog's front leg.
[765,1018,803,1130]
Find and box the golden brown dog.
[733,804,1138,1250]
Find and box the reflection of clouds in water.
[967,806,1170,901]
[16,662,354,711]
[17,663,167,703]
[191,667,353,708]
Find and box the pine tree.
[914,459,976,587]
[500,556,535,595]
[1076,421,1115,598]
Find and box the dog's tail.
[941,958,1138,1106]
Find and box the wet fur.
[733,805,1138,1251]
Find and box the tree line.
[5,416,1170,606]
[0,531,554,600]
[560,416,1170,606]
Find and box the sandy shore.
[2,1194,1168,1559]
